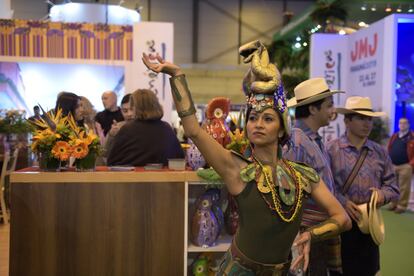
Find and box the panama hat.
[357,190,385,245]
[336,96,386,117]
[357,203,370,234]
[287,78,344,107]
[369,190,385,245]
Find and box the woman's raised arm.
[142,54,244,193]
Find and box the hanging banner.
[0,19,133,61]
[347,20,385,108]
[126,22,174,123]
[310,34,347,141]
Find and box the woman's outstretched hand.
[142,53,183,77]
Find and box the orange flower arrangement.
[71,141,89,159]
[51,141,72,161]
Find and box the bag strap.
[342,147,369,194]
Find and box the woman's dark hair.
[294,98,325,119]
[121,94,131,105]
[131,89,163,120]
[55,92,80,117]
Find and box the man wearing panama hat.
[284,77,344,275]
[326,96,399,276]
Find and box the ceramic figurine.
[192,253,215,276]
[191,193,220,247]
[224,194,239,235]
[192,257,208,276]
[205,188,224,235]
[187,138,206,170]
[204,97,231,148]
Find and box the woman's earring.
[278,131,284,138]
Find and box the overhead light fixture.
[303,42,308,47]
[358,21,367,27]
[294,42,301,49]
[361,4,367,11]
[371,5,376,11]
[339,29,346,35]
[385,4,392,12]
[408,5,414,13]
[396,5,402,13]
[296,36,301,42]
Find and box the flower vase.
[38,153,61,172]
[76,151,96,172]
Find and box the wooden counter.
[9,168,202,276]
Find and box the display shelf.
[188,181,224,186]
[187,234,232,252]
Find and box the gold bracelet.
[307,218,341,243]
[169,74,196,118]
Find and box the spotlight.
[317,25,321,29]
[294,42,301,49]
[409,6,414,13]
[358,21,367,27]
[361,4,367,11]
[303,42,308,47]
[396,5,402,13]
[338,29,346,35]
[296,36,301,42]
[371,5,376,11]
[385,4,392,12]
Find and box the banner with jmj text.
[310,20,386,140]
[310,34,347,141]
[347,20,385,109]
[126,22,173,124]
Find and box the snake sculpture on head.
[239,40,281,95]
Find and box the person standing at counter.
[107,89,184,166]
[142,40,351,275]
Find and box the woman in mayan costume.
[142,40,351,276]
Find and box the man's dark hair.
[294,98,325,119]
[344,113,355,120]
[33,105,40,111]
[121,94,131,105]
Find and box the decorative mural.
[0,19,133,61]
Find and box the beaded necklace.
[253,157,304,222]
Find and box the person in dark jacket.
[387,117,414,213]
[107,89,184,166]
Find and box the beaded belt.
[229,240,290,276]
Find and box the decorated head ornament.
[239,40,290,138]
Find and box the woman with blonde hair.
[79,96,97,132]
[107,89,184,166]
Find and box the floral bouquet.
[225,113,249,156]
[30,108,101,171]
[30,108,73,170]
[67,115,101,171]
[0,109,32,134]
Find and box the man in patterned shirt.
[284,78,344,275]
[327,96,399,276]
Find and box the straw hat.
[357,190,385,245]
[335,96,386,117]
[287,78,344,107]
[369,190,385,245]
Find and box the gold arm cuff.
[307,218,342,243]
[169,74,196,118]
